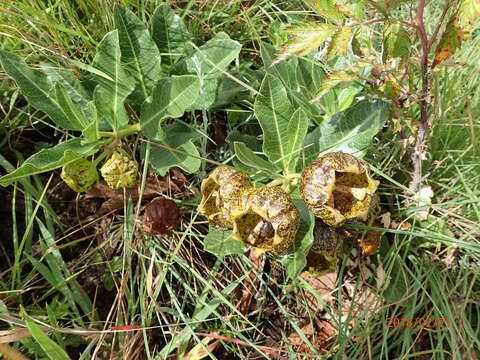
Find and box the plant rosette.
[300,152,379,227]
[100,149,138,189]
[60,158,99,193]
[230,187,300,254]
[198,166,253,229]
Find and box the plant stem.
[98,123,141,139]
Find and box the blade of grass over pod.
[92,30,135,130]
[140,75,200,139]
[254,74,295,171]
[0,50,87,131]
[0,139,102,187]
[114,4,163,102]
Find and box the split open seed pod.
[100,150,138,189]
[198,166,252,229]
[61,158,98,193]
[305,219,344,276]
[230,187,300,254]
[300,152,379,226]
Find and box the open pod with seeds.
[61,158,98,193]
[100,149,138,189]
[197,166,252,229]
[300,152,379,227]
[230,187,300,254]
[305,219,344,276]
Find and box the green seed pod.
[60,158,98,193]
[300,152,379,226]
[198,166,252,229]
[305,219,344,276]
[100,150,138,189]
[230,187,300,254]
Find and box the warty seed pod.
[230,187,300,254]
[300,152,379,226]
[100,150,138,189]
[197,166,252,229]
[60,158,98,193]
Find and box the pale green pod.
[61,158,98,193]
[100,150,138,189]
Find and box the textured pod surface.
[231,187,300,254]
[143,198,181,235]
[61,158,98,192]
[300,152,379,226]
[100,150,138,189]
[197,166,252,229]
[305,219,344,276]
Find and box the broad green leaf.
[458,0,480,27]
[304,0,345,25]
[23,316,71,360]
[152,4,191,65]
[382,22,411,62]
[92,30,135,130]
[0,50,86,130]
[273,22,338,65]
[233,142,281,175]
[281,199,315,279]
[204,227,245,256]
[54,83,89,129]
[254,74,295,171]
[147,140,201,176]
[0,139,101,187]
[174,32,241,109]
[155,122,203,148]
[113,4,162,102]
[287,108,309,172]
[327,26,353,60]
[140,75,200,139]
[317,99,389,157]
[433,19,468,68]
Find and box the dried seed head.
[300,152,379,226]
[60,158,98,193]
[305,219,344,276]
[198,166,252,229]
[143,198,181,235]
[230,187,300,254]
[100,150,138,189]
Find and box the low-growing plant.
[0,3,245,190]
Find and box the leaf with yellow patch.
[273,22,338,65]
[327,26,353,60]
[310,70,357,103]
[433,19,468,67]
[305,0,345,25]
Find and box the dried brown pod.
[300,152,379,226]
[197,166,252,229]
[143,198,181,235]
[230,187,300,254]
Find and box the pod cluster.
[198,166,300,254]
[199,152,380,268]
[60,149,138,192]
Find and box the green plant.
[0,4,244,190]
[272,0,479,193]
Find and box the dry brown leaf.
[301,271,337,310]
[182,333,219,360]
[288,319,336,355]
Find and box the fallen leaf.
[301,271,337,310]
[182,333,219,360]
